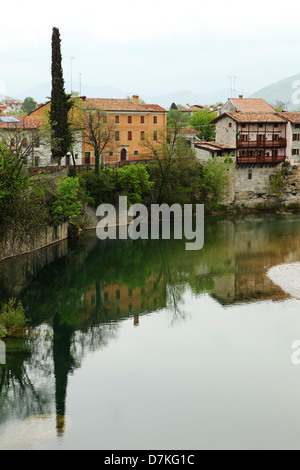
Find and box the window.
[140,115,145,124]
[140,131,145,141]
[22,138,28,148]
[115,131,120,141]
[128,131,132,141]
[259,123,263,128]
[272,149,278,157]
[116,289,121,301]
[153,115,158,124]
[127,115,132,124]
[257,150,262,157]
[134,150,139,156]
[75,153,78,160]
[115,115,120,124]
[228,122,232,128]
[109,151,114,157]
[128,288,133,297]
[292,149,300,156]
[295,124,300,129]
[153,130,158,141]
[274,123,279,128]
[248,170,252,180]
[293,134,300,141]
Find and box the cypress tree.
[50,27,72,163]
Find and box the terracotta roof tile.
[211,112,287,124]
[83,98,167,113]
[230,98,275,113]
[276,112,300,123]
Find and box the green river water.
[1,214,300,449]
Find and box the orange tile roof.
[230,98,275,113]
[211,112,287,124]
[0,115,41,129]
[276,112,300,123]
[195,141,236,150]
[82,98,167,113]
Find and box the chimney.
[239,94,243,99]
[132,95,139,106]
[81,96,87,101]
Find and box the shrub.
[52,176,91,227]
[117,164,154,205]
[198,158,232,212]
[67,166,78,178]
[0,299,29,338]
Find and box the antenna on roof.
[227,75,237,98]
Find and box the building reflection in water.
[1,215,300,439]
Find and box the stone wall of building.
[215,115,237,148]
[222,164,300,208]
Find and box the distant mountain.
[14,82,233,109]
[142,89,231,109]
[249,73,300,110]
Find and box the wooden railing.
[237,139,287,148]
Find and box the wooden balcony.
[237,139,287,148]
[237,155,286,164]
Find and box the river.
[1,213,300,450]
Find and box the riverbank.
[267,263,300,300]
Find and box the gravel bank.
[267,263,300,300]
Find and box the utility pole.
[65,56,75,93]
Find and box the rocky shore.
[267,263,300,300]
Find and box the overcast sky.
[1,0,300,100]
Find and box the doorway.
[120,148,127,162]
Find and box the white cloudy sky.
[1,0,300,99]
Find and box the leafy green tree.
[21,97,37,115]
[198,158,231,211]
[50,27,72,164]
[189,108,217,141]
[167,109,189,128]
[52,176,90,228]
[117,164,154,205]
[0,144,28,227]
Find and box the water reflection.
[1,214,300,443]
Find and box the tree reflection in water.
[1,214,300,438]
